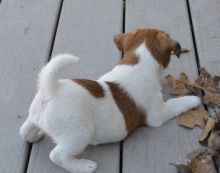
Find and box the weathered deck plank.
[189,0,220,75]
[189,0,220,132]
[0,0,61,172]
[123,0,202,173]
[28,0,122,173]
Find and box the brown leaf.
[214,120,220,131]
[187,148,219,173]
[166,71,220,106]
[189,151,217,173]
[186,148,208,160]
[199,117,216,145]
[177,109,209,129]
[165,73,197,96]
[203,89,220,107]
[196,68,220,93]
[208,131,220,151]
[187,82,220,107]
[213,152,220,172]
[172,163,193,173]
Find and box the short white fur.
[20,44,200,173]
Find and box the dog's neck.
[99,43,163,110]
[117,43,162,83]
[134,42,162,78]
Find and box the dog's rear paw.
[80,160,97,173]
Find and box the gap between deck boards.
[186,0,201,72]
[120,1,126,173]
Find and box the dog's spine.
[38,54,79,96]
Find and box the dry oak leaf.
[208,131,220,151]
[171,163,193,173]
[196,68,220,93]
[199,117,216,145]
[187,148,219,173]
[189,83,220,107]
[177,109,209,129]
[203,89,220,107]
[186,148,208,160]
[214,119,220,131]
[165,73,197,96]
[189,149,217,173]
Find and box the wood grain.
[123,0,202,173]
[28,0,122,173]
[0,0,61,172]
[189,0,220,76]
[189,0,220,129]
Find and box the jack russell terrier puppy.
[20,28,200,173]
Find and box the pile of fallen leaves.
[165,68,220,173]
[166,68,220,107]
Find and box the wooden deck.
[0,0,219,172]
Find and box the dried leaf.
[186,148,208,160]
[213,152,220,172]
[203,89,220,107]
[165,73,197,96]
[199,117,216,145]
[189,151,217,173]
[177,109,209,129]
[187,82,220,107]
[196,68,220,93]
[214,120,220,131]
[187,148,219,173]
[172,163,193,173]
[166,71,220,106]
[208,131,220,151]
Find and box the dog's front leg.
[147,96,200,127]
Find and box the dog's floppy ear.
[113,33,126,51]
[156,32,181,58]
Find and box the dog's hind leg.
[50,141,97,173]
[20,118,44,143]
[49,117,96,173]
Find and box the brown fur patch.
[73,79,105,98]
[118,52,139,65]
[106,82,146,134]
[114,28,181,68]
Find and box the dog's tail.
[38,54,79,96]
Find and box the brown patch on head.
[113,28,181,68]
[73,79,105,98]
[106,82,146,134]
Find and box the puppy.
[20,28,200,173]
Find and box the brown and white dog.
[20,28,200,173]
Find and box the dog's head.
[114,28,181,68]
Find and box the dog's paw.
[178,96,201,114]
[188,96,201,108]
[170,96,201,116]
[80,160,97,173]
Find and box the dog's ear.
[156,32,181,58]
[113,33,126,51]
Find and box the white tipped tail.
[38,54,79,96]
